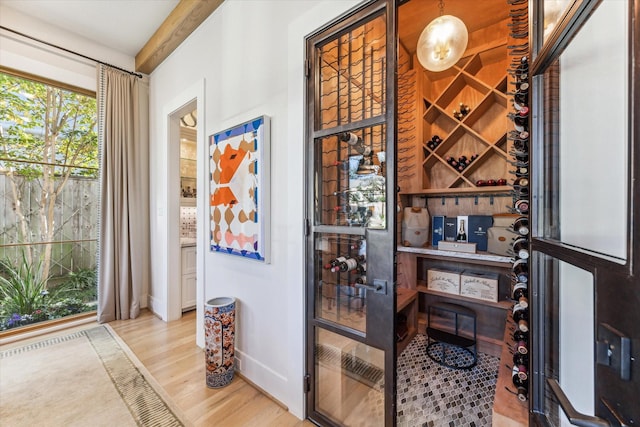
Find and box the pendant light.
[416,0,468,72]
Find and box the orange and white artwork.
[209,116,270,262]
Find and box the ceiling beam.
[135,0,224,74]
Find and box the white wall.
[148,0,360,418]
[0,4,135,92]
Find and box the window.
[0,70,98,330]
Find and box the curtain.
[97,65,150,323]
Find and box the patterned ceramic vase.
[204,297,236,388]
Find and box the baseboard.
[233,348,294,414]
[234,371,289,412]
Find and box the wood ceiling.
[398,0,509,56]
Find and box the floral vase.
[204,297,236,388]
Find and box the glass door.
[530,0,639,425]
[305,1,396,426]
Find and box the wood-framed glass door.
[529,0,639,425]
[304,1,396,426]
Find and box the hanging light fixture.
[416,0,468,72]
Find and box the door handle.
[355,279,387,294]
[547,379,610,427]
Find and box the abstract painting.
[209,116,270,262]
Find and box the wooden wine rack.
[399,42,511,195]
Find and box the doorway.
[305,1,397,425]
[179,110,197,312]
[166,97,200,324]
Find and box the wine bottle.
[332,255,366,272]
[513,338,529,354]
[324,256,346,270]
[512,282,528,308]
[512,237,529,260]
[512,376,529,402]
[513,117,528,133]
[513,140,529,153]
[513,304,529,332]
[514,199,529,215]
[456,219,467,242]
[513,217,529,236]
[510,80,530,92]
[339,132,360,146]
[514,338,529,355]
[512,359,528,381]
[512,259,528,283]
[513,329,529,343]
[513,177,529,188]
[510,166,529,178]
[512,282,528,301]
[513,352,529,369]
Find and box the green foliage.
[0,252,49,316]
[0,259,96,330]
[47,297,93,318]
[0,72,98,178]
[55,268,97,302]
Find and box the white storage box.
[427,268,461,295]
[460,271,499,302]
[438,241,477,253]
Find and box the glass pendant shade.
[417,15,468,72]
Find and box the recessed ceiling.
[399,0,509,56]
[0,0,179,56]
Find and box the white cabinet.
[181,246,197,310]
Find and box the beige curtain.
[97,65,150,323]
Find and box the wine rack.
[315,15,388,229]
[416,43,511,194]
[315,233,368,333]
[492,0,530,424]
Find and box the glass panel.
[0,165,99,245]
[315,125,387,228]
[543,0,573,42]
[541,0,628,261]
[541,255,595,426]
[318,15,386,129]
[315,232,367,332]
[315,327,384,426]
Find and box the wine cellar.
[308,0,532,424]
[394,0,530,425]
[306,0,638,425]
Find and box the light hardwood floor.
[109,309,315,427]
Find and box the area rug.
[0,325,190,427]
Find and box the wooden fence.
[0,173,98,278]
